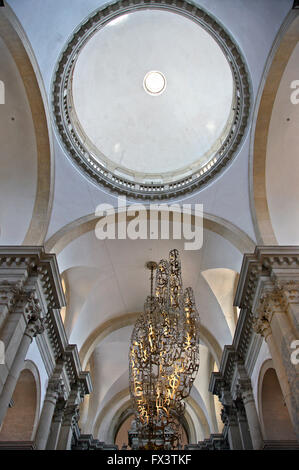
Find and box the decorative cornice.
[0,247,92,400]
[0,247,66,309]
[234,246,299,310]
[52,0,251,200]
[211,246,299,399]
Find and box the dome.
[52,1,250,199]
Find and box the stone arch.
[258,359,297,441]
[114,404,192,448]
[45,209,254,256]
[0,5,53,245]
[0,360,40,442]
[94,389,208,445]
[79,312,222,371]
[250,11,299,244]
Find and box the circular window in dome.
[143,71,167,96]
[52,1,251,200]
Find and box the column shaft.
[56,423,73,450]
[0,330,32,425]
[242,394,264,450]
[35,392,58,450]
[46,404,65,450]
[227,422,243,450]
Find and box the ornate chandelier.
[129,249,200,450]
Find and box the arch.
[250,11,299,244]
[45,208,255,255]
[0,6,53,245]
[258,360,297,441]
[0,360,40,442]
[114,408,191,449]
[94,389,208,445]
[79,312,222,371]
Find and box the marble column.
[56,404,79,450]
[46,400,66,450]
[57,380,82,450]
[221,404,243,450]
[0,283,32,393]
[234,395,253,449]
[0,281,23,332]
[35,378,65,450]
[0,298,44,426]
[239,380,263,450]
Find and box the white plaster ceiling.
[58,228,241,352]
[72,9,234,182]
[0,37,37,245]
[266,41,299,244]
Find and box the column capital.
[63,404,80,426]
[252,315,271,339]
[24,294,45,338]
[258,287,286,320]
[0,280,32,312]
[237,380,255,407]
[221,404,238,426]
[252,286,286,339]
[234,396,247,419]
[47,378,65,402]
[53,399,66,423]
[278,280,299,304]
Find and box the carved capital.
[0,280,26,311]
[25,304,44,338]
[252,315,271,339]
[234,396,246,419]
[237,380,254,407]
[253,287,286,338]
[221,404,238,426]
[26,317,45,338]
[47,378,65,400]
[278,281,299,305]
[53,399,66,422]
[63,404,80,426]
[24,293,45,337]
[25,292,42,318]
[258,288,286,321]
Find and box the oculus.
[143,71,167,96]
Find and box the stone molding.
[0,247,92,403]
[211,247,299,397]
[47,378,66,400]
[234,246,299,310]
[0,246,66,310]
[209,246,299,448]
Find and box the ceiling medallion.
[52,0,251,200]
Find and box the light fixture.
[143,71,166,96]
[129,249,200,450]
